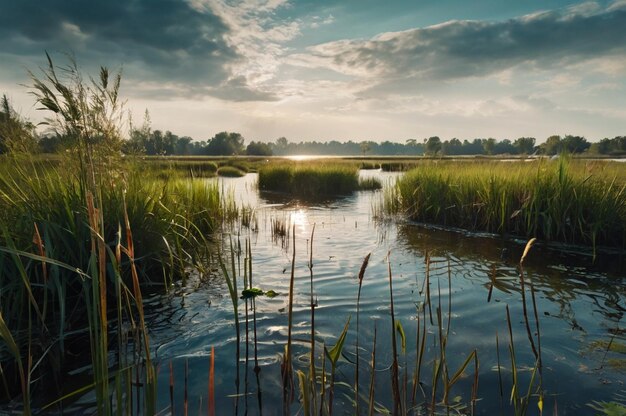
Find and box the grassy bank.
[258,162,381,196]
[386,158,626,250]
[0,155,232,410]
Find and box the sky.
[0,0,625,143]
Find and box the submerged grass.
[387,158,626,250]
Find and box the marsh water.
[133,171,622,414]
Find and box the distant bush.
[217,166,246,177]
[258,163,361,196]
[380,162,417,172]
[359,162,380,170]
[358,177,382,190]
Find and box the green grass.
[380,161,418,171]
[0,155,227,410]
[358,177,383,191]
[386,158,626,250]
[258,162,375,196]
[359,162,379,170]
[217,165,246,177]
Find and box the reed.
[388,159,626,250]
[355,253,371,414]
[217,166,246,178]
[0,54,247,413]
[357,177,383,191]
[380,161,417,172]
[136,160,218,179]
[359,162,380,170]
[258,162,367,196]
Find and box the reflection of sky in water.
[141,170,625,416]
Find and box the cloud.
[310,14,335,29]
[0,0,295,102]
[288,2,626,95]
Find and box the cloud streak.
[289,2,626,91]
[0,0,296,101]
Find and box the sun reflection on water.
[291,209,308,233]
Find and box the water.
[144,171,625,415]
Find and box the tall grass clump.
[0,54,226,412]
[358,177,383,191]
[258,162,371,196]
[387,159,626,250]
[217,165,246,177]
[380,161,418,172]
[140,159,218,179]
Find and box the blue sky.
[0,0,624,142]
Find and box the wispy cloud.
[288,2,626,97]
[0,0,301,102]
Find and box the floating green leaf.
[241,288,264,299]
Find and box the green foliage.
[359,161,379,169]
[324,316,351,367]
[358,177,382,191]
[0,94,37,154]
[246,140,273,156]
[206,131,245,155]
[29,53,124,157]
[388,159,626,249]
[588,401,626,416]
[217,165,246,177]
[0,53,229,410]
[425,136,442,155]
[589,136,626,156]
[258,162,362,196]
[241,288,264,298]
[513,137,536,155]
[540,135,562,155]
[380,161,417,171]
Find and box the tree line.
[2,96,625,157]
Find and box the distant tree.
[190,140,208,155]
[561,135,590,153]
[513,137,536,155]
[38,134,67,153]
[246,141,272,156]
[494,139,516,155]
[541,135,562,155]
[460,139,484,155]
[425,136,442,155]
[482,138,497,155]
[440,138,461,155]
[0,94,37,154]
[206,131,244,155]
[360,141,371,155]
[272,136,288,155]
[589,138,612,154]
[175,136,192,155]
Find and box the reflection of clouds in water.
[143,170,626,414]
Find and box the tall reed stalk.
[282,224,297,411]
[386,252,402,415]
[355,253,371,415]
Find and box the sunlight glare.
[291,209,308,233]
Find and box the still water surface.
[144,171,624,415]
